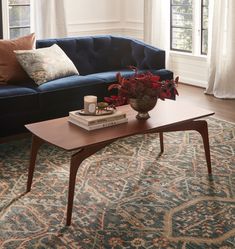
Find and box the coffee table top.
[25,100,214,151]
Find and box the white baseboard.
[179,77,207,88]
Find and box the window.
[201,0,208,54]
[8,0,31,39]
[170,0,209,55]
[170,0,193,53]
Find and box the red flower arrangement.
[105,67,179,106]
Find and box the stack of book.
[68,110,128,130]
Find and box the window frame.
[170,0,193,53]
[201,0,208,55]
[170,0,209,56]
[8,1,31,39]
[1,0,32,39]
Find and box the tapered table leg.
[26,135,44,192]
[66,141,113,226]
[192,120,212,174]
[156,120,212,174]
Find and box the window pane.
[9,5,30,27]
[171,0,193,52]
[201,0,209,54]
[172,0,192,4]
[202,6,208,28]
[172,6,192,28]
[10,27,30,39]
[171,0,209,55]
[202,29,208,54]
[172,28,192,51]
[9,0,30,4]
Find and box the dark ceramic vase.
[129,97,157,119]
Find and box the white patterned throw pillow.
[14,44,79,85]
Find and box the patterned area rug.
[0,117,234,249]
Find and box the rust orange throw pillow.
[0,33,35,84]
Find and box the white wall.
[64,0,208,87]
[121,0,144,39]
[64,0,143,39]
[65,0,121,36]
[169,53,208,88]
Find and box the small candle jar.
[84,95,97,114]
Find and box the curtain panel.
[33,0,67,39]
[206,0,235,98]
[143,0,170,68]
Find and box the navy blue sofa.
[0,35,173,138]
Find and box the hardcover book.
[68,116,128,130]
[69,110,126,126]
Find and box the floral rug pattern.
[0,117,234,248]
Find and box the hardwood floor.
[177,83,235,123]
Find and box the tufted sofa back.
[36,35,165,75]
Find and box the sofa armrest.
[131,40,165,70]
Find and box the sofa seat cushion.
[88,70,139,83]
[150,69,174,81]
[35,75,112,118]
[36,75,104,92]
[0,85,39,114]
[88,69,173,83]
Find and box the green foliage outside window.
[8,0,30,39]
[171,0,209,55]
[171,0,193,52]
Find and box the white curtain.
[32,0,68,39]
[144,0,154,44]
[206,0,235,98]
[144,0,170,67]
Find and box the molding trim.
[67,20,143,40]
[124,19,143,24]
[68,20,120,26]
[68,26,143,41]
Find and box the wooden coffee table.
[25,101,214,226]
